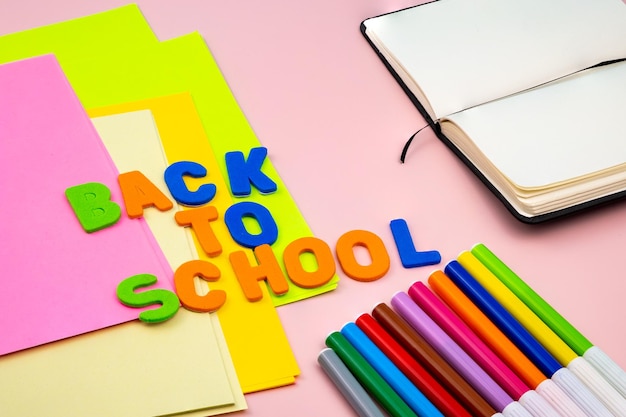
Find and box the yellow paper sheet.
[0,311,239,417]
[88,94,300,393]
[91,109,246,415]
[0,110,246,417]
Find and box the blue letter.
[225,147,277,196]
[390,218,441,268]
[224,201,278,248]
[164,161,216,206]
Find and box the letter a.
[118,171,173,218]
[65,182,121,233]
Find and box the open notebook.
[361,0,626,223]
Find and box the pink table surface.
[2,1,624,416]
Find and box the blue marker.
[341,322,444,417]
[445,261,559,377]
[445,261,615,417]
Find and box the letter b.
[65,182,121,233]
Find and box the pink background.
[1,1,624,416]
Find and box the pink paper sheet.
[0,54,173,356]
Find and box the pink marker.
[391,291,561,416]
[391,291,514,412]
[409,281,530,399]
[408,282,563,417]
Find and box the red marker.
[356,313,472,417]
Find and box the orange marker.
[429,271,588,417]
[429,270,545,388]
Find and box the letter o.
[335,230,390,282]
[283,237,336,288]
[224,202,278,248]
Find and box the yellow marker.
[457,251,577,366]
[460,249,626,416]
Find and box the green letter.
[116,274,180,323]
[65,182,121,233]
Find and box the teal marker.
[472,243,626,398]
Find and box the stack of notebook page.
[361,0,626,223]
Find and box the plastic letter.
[225,147,277,196]
[65,182,121,233]
[390,218,441,268]
[117,170,173,218]
[175,206,222,256]
[224,201,278,248]
[164,161,216,206]
[283,237,336,288]
[336,230,390,282]
[229,244,289,301]
[174,260,226,313]
[116,273,180,323]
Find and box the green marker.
[325,332,417,417]
[471,243,626,398]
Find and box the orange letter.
[229,244,289,301]
[283,237,335,288]
[118,171,173,218]
[175,206,222,257]
[336,230,390,282]
[174,260,226,313]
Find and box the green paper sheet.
[0,4,158,62]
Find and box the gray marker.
[318,348,386,417]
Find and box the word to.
[65,147,441,322]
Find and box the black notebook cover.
[359,4,626,224]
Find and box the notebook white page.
[443,61,626,189]
[363,0,626,119]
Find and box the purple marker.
[391,291,515,412]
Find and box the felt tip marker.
[472,243,626,399]
[445,260,615,417]
[408,281,530,399]
[318,348,386,417]
[325,331,418,417]
[341,322,444,417]
[459,251,626,416]
[391,291,517,413]
[372,303,498,417]
[408,281,562,417]
[356,312,472,417]
[428,270,588,417]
